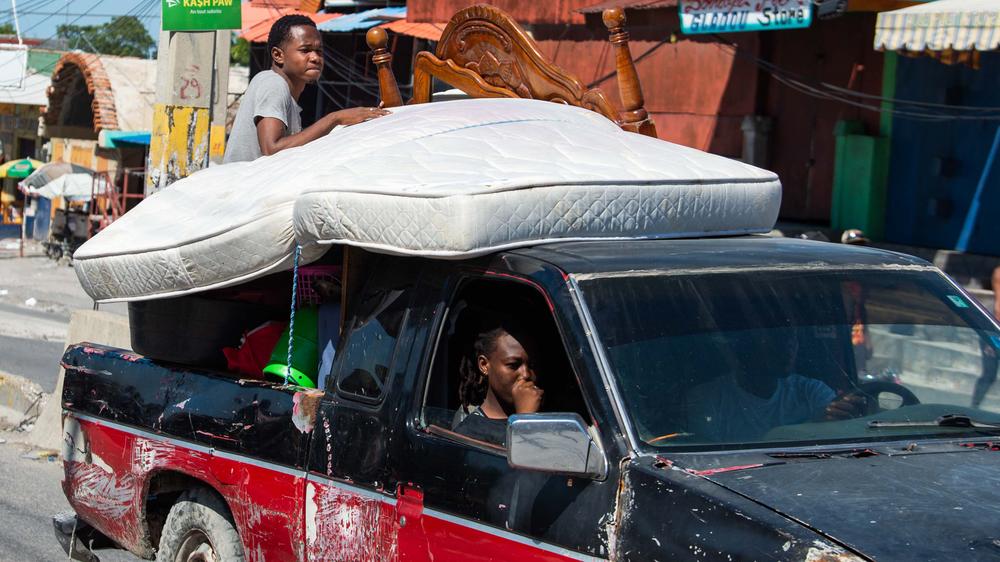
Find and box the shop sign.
[162,0,241,31]
[680,0,812,34]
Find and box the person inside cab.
[452,315,544,446]
[686,332,866,442]
[224,15,389,163]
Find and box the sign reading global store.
[162,0,242,31]
[680,0,812,35]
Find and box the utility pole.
[146,1,238,195]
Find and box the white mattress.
[74,98,781,303]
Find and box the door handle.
[396,482,424,527]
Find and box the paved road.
[0,334,66,392]
[0,440,139,562]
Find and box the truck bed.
[60,343,322,560]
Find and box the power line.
[0,0,156,78]
[13,11,158,18]
[0,0,60,27]
[710,36,1000,122]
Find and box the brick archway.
[45,52,119,133]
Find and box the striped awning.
[875,0,1000,52]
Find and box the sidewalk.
[0,238,128,435]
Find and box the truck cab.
[59,237,1000,561]
[53,6,1000,560]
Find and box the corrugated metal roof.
[240,5,339,42]
[407,0,593,25]
[578,0,678,13]
[317,7,406,32]
[380,19,445,41]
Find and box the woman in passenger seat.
[453,315,544,446]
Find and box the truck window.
[330,274,414,404]
[419,278,588,448]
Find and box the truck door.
[303,256,421,561]
[385,273,620,561]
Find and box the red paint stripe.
[65,417,304,562]
[68,416,594,562]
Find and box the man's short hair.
[268,14,317,54]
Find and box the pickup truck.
[57,236,1000,562]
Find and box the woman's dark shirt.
[453,407,506,447]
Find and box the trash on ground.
[23,297,36,307]
[21,448,59,461]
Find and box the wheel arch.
[144,469,238,554]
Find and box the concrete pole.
[146,30,231,195]
[210,31,232,166]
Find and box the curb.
[0,370,45,431]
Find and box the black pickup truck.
[57,236,1000,562]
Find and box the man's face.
[272,25,323,83]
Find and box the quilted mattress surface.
[74,98,781,303]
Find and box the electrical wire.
[0,0,157,79]
[710,36,1000,122]
[586,36,672,90]
[0,0,59,23]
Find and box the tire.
[155,488,245,562]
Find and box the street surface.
[0,240,138,561]
[0,243,125,390]
[0,440,139,562]
[0,333,66,393]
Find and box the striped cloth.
[874,0,1000,52]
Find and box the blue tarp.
[100,131,151,149]
[317,7,406,33]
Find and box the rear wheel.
[155,488,244,562]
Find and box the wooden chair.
[365,5,657,138]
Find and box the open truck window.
[327,256,418,404]
[419,277,589,449]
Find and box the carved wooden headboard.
[365,4,657,137]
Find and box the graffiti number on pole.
[179,64,204,101]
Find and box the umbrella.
[20,161,94,191]
[0,158,43,179]
[28,173,103,202]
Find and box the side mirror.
[506,413,607,479]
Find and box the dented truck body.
[59,238,1000,561]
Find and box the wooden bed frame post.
[366,27,404,108]
[367,5,657,138]
[603,8,657,138]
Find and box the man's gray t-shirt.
[223,70,302,163]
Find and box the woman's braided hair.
[458,326,505,413]
[457,313,530,413]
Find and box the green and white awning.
[875,0,1000,52]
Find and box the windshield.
[577,266,1000,450]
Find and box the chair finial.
[366,27,403,108]
[602,8,657,137]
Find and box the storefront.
[874,0,1000,254]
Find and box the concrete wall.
[28,309,130,450]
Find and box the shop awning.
[240,5,340,43]
[99,130,151,149]
[875,0,1000,52]
[317,7,406,33]
[379,20,445,41]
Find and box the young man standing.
[224,15,389,163]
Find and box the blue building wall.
[885,52,1000,255]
